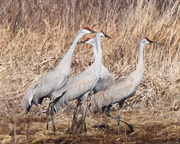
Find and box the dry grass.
[0,0,179,143]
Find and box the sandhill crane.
[22,27,96,112]
[93,64,115,128]
[90,37,161,134]
[82,37,115,127]
[49,31,111,133]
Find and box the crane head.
[144,37,161,45]
[100,31,111,39]
[83,27,96,34]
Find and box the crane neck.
[95,33,102,64]
[90,39,98,60]
[135,42,145,74]
[59,29,84,67]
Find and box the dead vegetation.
[0,0,179,143]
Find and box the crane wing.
[23,68,69,111]
[90,75,136,113]
[53,69,98,112]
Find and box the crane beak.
[91,30,97,33]
[104,34,111,39]
[149,40,161,45]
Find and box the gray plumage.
[22,27,96,112]
[52,31,111,112]
[90,37,161,134]
[47,32,111,132]
[84,37,115,128]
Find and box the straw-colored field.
[0,0,179,143]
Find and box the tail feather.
[22,87,36,112]
[53,91,66,113]
[90,90,111,113]
[90,94,100,113]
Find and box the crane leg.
[117,102,123,134]
[71,99,87,134]
[80,100,87,132]
[73,100,81,119]
[50,102,56,132]
[46,102,56,132]
[106,105,121,134]
[82,93,89,132]
[46,103,50,130]
[118,101,134,133]
[117,102,122,134]
[106,103,134,134]
[104,107,109,129]
[102,106,108,129]
[97,111,100,128]
[83,108,87,132]
[46,103,51,130]
[83,117,87,132]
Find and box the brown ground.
[0,0,179,143]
